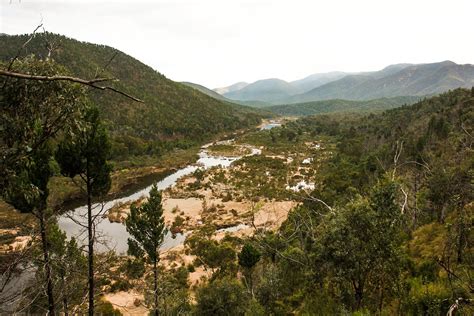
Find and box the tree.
[238,243,261,297]
[195,278,250,316]
[1,56,89,315]
[4,143,58,314]
[1,56,86,197]
[185,228,237,279]
[56,106,112,316]
[319,178,404,311]
[25,223,87,314]
[125,184,167,316]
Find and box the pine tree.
[238,243,261,297]
[125,184,167,316]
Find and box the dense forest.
[267,96,422,116]
[244,88,473,314]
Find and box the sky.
[1,0,474,88]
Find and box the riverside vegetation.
[0,35,473,315]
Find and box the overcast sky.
[1,0,474,88]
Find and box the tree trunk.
[153,259,159,316]
[63,293,69,316]
[62,275,68,316]
[352,278,364,311]
[39,209,55,315]
[456,211,466,264]
[87,172,94,316]
[378,279,384,315]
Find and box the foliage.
[143,266,191,315]
[185,228,237,279]
[1,56,86,204]
[95,300,122,315]
[238,243,261,270]
[25,223,87,314]
[55,104,112,315]
[125,184,167,315]
[194,278,251,316]
[56,105,112,197]
[125,184,166,264]
[227,89,472,314]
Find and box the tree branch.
[0,70,144,103]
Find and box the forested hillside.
[0,33,263,159]
[257,88,473,313]
[267,95,421,116]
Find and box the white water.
[260,121,282,130]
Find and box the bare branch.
[5,22,43,72]
[95,51,119,78]
[0,70,144,103]
[400,186,408,214]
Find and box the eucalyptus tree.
[1,56,87,315]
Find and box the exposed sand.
[7,236,31,251]
[163,197,203,227]
[104,291,148,316]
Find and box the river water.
[57,143,262,254]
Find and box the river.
[57,141,263,254]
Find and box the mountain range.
[214,61,474,105]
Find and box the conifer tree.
[238,243,261,297]
[125,184,167,316]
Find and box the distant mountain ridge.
[182,82,273,108]
[214,82,249,95]
[222,78,301,103]
[215,61,474,105]
[290,71,348,93]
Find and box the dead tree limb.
[5,22,43,72]
[0,70,144,103]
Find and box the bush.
[194,278,250,316]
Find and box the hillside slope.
[224,78,301,103]
[273,88,474,314]
[290,71,347,93]
[181,81,232,102]
[181,81,272,108]
[0,33,262,158]
[268,96,421,116]
[214,82,248,95]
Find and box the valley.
[1,25,473,316]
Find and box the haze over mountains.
[214,61,474,105]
